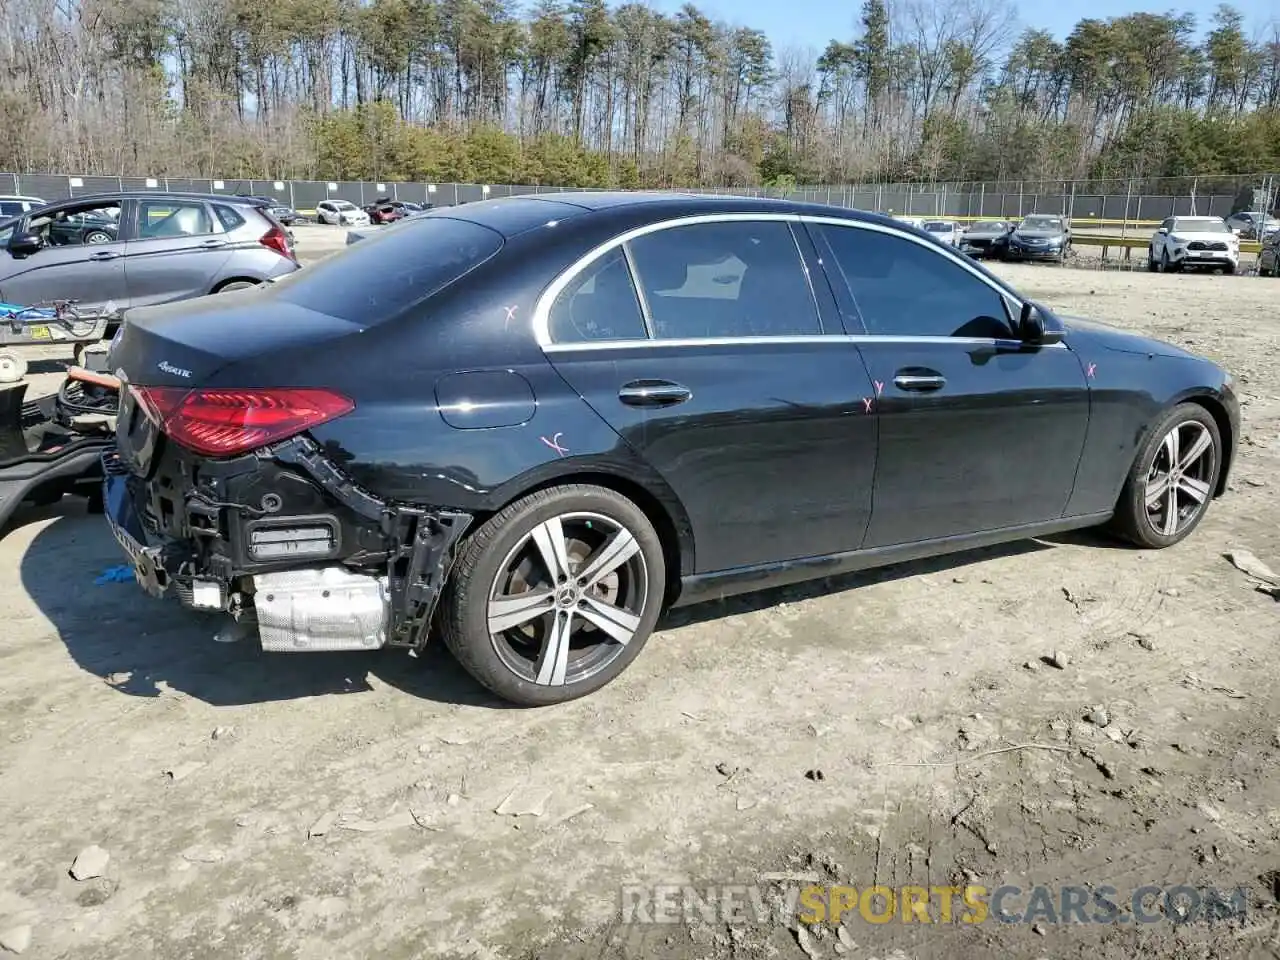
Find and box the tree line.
[0,0,1277,190]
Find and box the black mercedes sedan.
[101,193,1239,706]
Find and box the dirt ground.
[1,239,1279,960]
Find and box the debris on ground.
[342,810,422,831]
[211,726,235,740]
[93,564,135,585]
[494,788,551,817]
[878,715,915,732]
[163,761,206,782]
[804,769,825,782]
[1129,631,1156,651]
[1224,548,1279,585]
[1079,748,1115,780]
[795,925,821,959]
[550,803,594,826]
[0,924,31,954]
[1046,650,1070,669]
[1085,705,1111,727]
[1197,801,1222,823]
[308,811,337,838]
[69,845,109,880]
[181,846,226,863]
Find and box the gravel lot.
[1,236,1278,960]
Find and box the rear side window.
[214,204,246,232]
[270,217,503,323]
[548,247,648,343]
[0,201,22,217]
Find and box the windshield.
[332,201,356,210]
[971,221,1008,231]
[269,216,503,323]
[923,221,954,231]
[1020,216,1062,230]
[1173,218,1229,234]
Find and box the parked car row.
[952,215,1072,263]
[0,192,300,337]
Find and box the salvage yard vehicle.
[0,193,299,336]
[101,193,1239,707]
[365,199,425,224]
[922,219,961,246]
[1259,232,1280,277]
[1225,210,1279,240]
[315,200,371,226]
[958,219,1013,259]
[1003,214,1071,262]
[1148,216,1239,274]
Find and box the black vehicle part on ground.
[0,379,116,531]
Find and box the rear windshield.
[268,217,503,323]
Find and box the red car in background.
[364,199,427,224]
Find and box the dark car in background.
[1004,214,1071,262]
[0,192,299,329]
[102,192,1237,708]
[958,219,1013,259]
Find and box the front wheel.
[1109,403,1221,549]
[440,484,667,706]
[1147,247,1159,272]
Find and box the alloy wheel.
[1144,421,1216,537]
[85,231,112,244]
[487,512,649,687]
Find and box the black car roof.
[428,191,907,240]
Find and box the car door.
[122,198,233,308]
[0,204,129,313]
[805,216,1090,548]
[538,215,879,573]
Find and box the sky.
[644,0,1279,56]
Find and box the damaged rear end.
[102,215,507,653]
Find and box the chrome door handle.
[199,239,226,248]
[893,374,946,391]
[618,380,692,407]
[88,251,119,261]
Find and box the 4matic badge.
[157,360,192,378]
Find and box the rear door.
[538,214,879,574]
[806,216,1090,547]
[122,198,232,307]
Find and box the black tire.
[1109,403,1221,549]
[1221,262,1235,275]
[1147,248,1158,272]
[440,484,667,706]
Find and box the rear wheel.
[84,231,112,244]
[1109,403,1221,549]
[215,280,258,293]
[1147,247,1159,272]
[441,484,666,706]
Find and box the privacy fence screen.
[1,172,1275,225]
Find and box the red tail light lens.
[134,386,354,457]
[260,224,294,260]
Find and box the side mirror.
[1156,227,1168,234]
[8,232,41,257]
[1019,301,1065,346]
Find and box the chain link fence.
[1,172,1275,227]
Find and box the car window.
[816,224,1013,339]
[213,204,246,232]
[0,201,22,218]
[268,216,502,324]
[626,220,821,339]
[548,247,648,343]
[28,202,122,247]
[138,200,213,238]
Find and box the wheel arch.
[211,277,263,294]
[1180,392,1235,497]
[478,468,695,608]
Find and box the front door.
[0,199,129,314]
[540,216,878,573]
[807,218,1091,547]
[123,198,231,308]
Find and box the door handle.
[199,239,227,248]
[618,380,692,407]
[893,371,946,391]
[88,251,119,261]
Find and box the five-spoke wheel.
[441,484,665,705]
[1112,402,1221,548]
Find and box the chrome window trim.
[533,210,1037,351]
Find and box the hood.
[1012,229,1064,240]
[1060,314,1199,361]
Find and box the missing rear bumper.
[102,441,472,653]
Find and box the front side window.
[815,224,1013,339]
[548,247,648,343]
[626,220,822,339]
[29,201,122,247]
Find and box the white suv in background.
[1148,216,1239,274]
[315,199,371,226]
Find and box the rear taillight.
[260,223,294,260]
[134,386,353,457]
